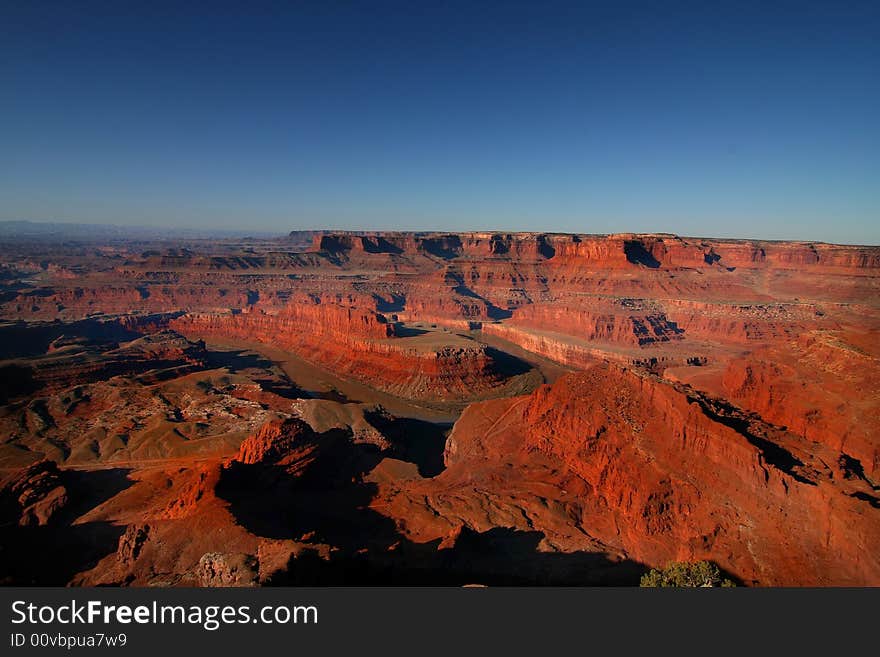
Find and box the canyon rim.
[1,229,877,587]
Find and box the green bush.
[640,561,736,587]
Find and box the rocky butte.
[0,230,877,586]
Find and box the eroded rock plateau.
[1,230,877,585]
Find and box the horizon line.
[2,218,878,248]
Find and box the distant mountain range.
[0,220,285,241]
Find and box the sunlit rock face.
[1,230,878,586]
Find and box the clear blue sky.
[2,1,878,243]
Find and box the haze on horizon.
[2,1,879,245]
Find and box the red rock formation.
[388,362,880,585]
[197,552,259,587]
[236,418,316,465]
[718,335,880,480]
[172,293,393,342]
[481,322,604,369]
[661,299,828,343]
[0,330,295,466]
[508,299,684,347]
[2,229,878,587]
[1,459,68,526]
[2,284,254,320]
[172,295,513,401]
[5,330,207,396]
[545,234,633,268]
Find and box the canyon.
[1,230,878,586]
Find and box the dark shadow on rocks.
[537,235,556,259]
[362,236,403,255]
[58,467,135,523]
[0,363,40,404]
[687,393,816,486]
[485,304,513,320]
[0,467,134,585]
[266,526,647,586]
[451,284,513,320]
[374,293,406,313]
[216,428,398,551]
[363,411,450,477]
[391,324,429,337]
[204,348,276,373]
[850,491,880,509]
[204,348,306,399]
[838,454,879,490]
[0,521,126,585]
[485,346,532,377]
[489,235,510,255]
[440,526,646,585]
[624,240,661,268]
[218,419,648,586]
[420,236,463,260]
[0,319,143,359]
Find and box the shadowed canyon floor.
[1,230,878,585]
